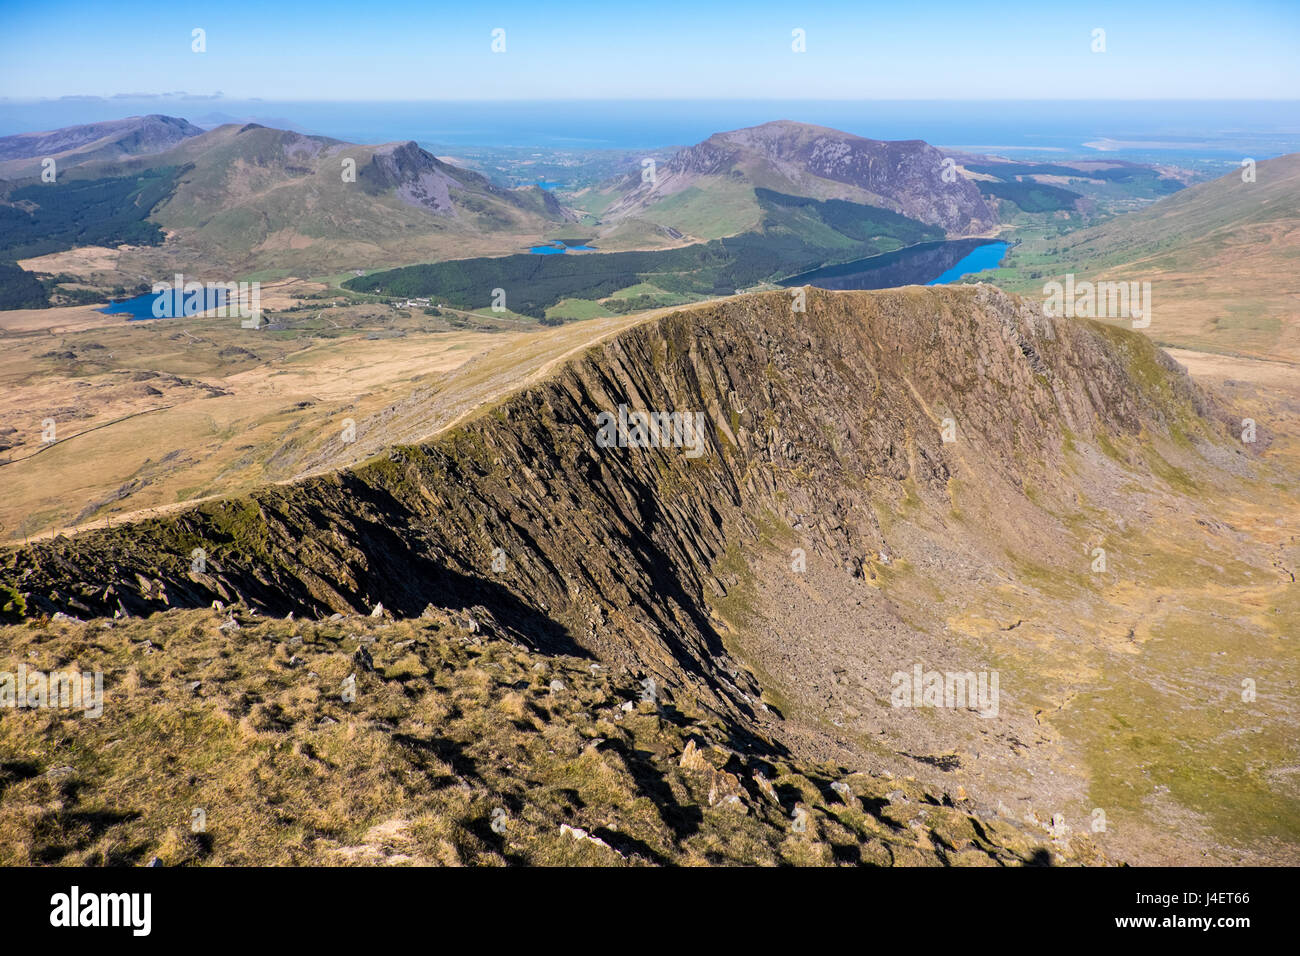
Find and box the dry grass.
[0,309,516,542]
[994,153,1300,362]
[0,294,721,544]
[0,605,1081,866]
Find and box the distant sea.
[2,99,1298,167]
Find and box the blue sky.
[1,0,1297,101]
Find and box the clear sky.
[1,0,1297,101]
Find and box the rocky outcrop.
[361,140,539,217]
[361,141,466,214]
[0,605,1103,866]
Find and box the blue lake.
[99,288,229,319]
[780,239,1008,291]
[529,243,598,254]
[926,241,1009,285]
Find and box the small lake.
[529,241,598,255]
[779,239,1008,291]
[99,288,229,320]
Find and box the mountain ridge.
[3,283,1293,864]
[17,120,574,272]
[0,283,1226,662]
[0,114,205,178]
[593,120,995,241]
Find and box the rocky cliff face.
[0,286,1218,715]
[2,283,1244,865]
[360,141,503,215]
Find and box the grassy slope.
[0,305,530,542]
[628,179,762,240]
[0,606,1077,866]
[990,153,1300,360]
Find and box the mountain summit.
[598,120,994,240]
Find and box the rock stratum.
[0,285,1219,640]
[4,284,1279,866]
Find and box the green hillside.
[977,180,1081,213]
[0,166,181,259]
[989,152,1300,359]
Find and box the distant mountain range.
[0,118,573,274]
[0,114,1198,299]
[0,115,1001,282]
[0,114,205,179]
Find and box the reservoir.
[99,287,229,320]
[926,240,1009,285]
[529,240,598,254]
[779,239,1008,291]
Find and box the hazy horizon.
[3,98,1298,166]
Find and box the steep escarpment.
[0,286,1224,708]
[4,283,1263,865]
[705,122,995,234]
